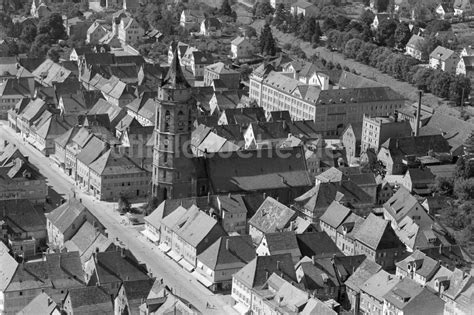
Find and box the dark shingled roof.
[67,286,113,311]
[204,147,312,193]
[296,232,342,258]
[234,254,297,290]
[122,278,156,302]
[197,235,255,270]
[263,231,300,253]
[381,135,451,158]
[162,47,190,89]
[317,87,404,105]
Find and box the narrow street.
[0,122,237,314]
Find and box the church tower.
[151,48,197,202]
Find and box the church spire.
[162,45,190,89]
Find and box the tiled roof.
[122,278,155,302]
[317,87,404,105]
[249,197,296,234]
[206,62,239,75]
[344,258,382,293]
[18,292,59,315]
[205,147,312,193]
[382,277,428,310]
[296,232,341,258]
[203,17,222,29]
[430,46,456,61]
[54,126,80,148]
[231,36,248,46]
[383,186,425,223]
[295,182,341,212]
[6,252,84,293]
[94,249,149,285]
[198,235,255,270]
[0,243,18,291]
[1,199,46,234]
[173,206,226,248]
[319,201,352,229]
[420,112,474,153]
[396,250,440,278]
[264,231,300,254]
[407,34,425,49]
[338,70,384,88]
[45,199,87,233]
[361,270,400,301]
[220,107,266,125]
[67,286,113,312]
[234,254,296,289]
[353,213,402,250]
[381,135,451,158]
[300,297,337,315]
[76,136,107,165]
[20,98,46,122]
[0,78,33,97]
[249,121,290,141]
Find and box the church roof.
[162,47,190,89]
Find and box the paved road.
[0,122,237,315]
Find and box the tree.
[355,42,377,64]
[431,177,454,195]
[254,0,274,17]
[145,4,162,30]
[220,0,233,16]
[334,14,350,31]
[38,13,67,42]
[374,0,390,12]
[359,9,375,25]
[344,38,364,59]
[299,16,316,41]
[322,17,336,32]
[20,24,37,43]
[425,19,451,35]
[118,196,131,213]
[394,22,411,49]
[273,3,287,29]
[259,23,276,56]
[47,48,60,62]
[312,22,322,43]
[417,35,439,61]
[449,75,471,105]
[375,19,398,47]
[429,70,452,98]
[454,178,474,200]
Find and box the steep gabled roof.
[45,199,87,233]
[319,201,352,229]
[296,232,341,258]
[198,235,255,270]
[66,286,114,312]
[353,214,403,251]
[234,254,296,289]
[249,197,296,234]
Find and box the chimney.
[312,255,316,265]
[226,238,230,251]
[414,90,422,136]
[439,243,443,255]
[207,192,211,203]
[265,270,269,279]
[276,260,281,270]
[263,192,266,200]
